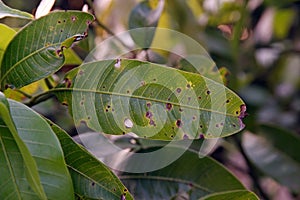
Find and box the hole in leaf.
[206,90,211,95]
[71,16,77,22]
[183,134,189,139]
[114,58,121,68]
[226,99,230,103]
[176,88,182,93]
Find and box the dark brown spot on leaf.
[176,88,182,93]
[176,119,182,128]
[145,111,153,119]
[149,119,156,126]
[166,103,173,111]
[146,102,151,108]
[206,90,211,95]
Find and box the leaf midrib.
[51,87,237,117]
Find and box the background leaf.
[54,59,246,140]
[49,121,134,200]
[0,95,73,199]
[242,125,300,192]
[0,0,33,19]
[119,145,256,199]
[128,0,164,48]
[0,23,16,63]
[0,11,94,89]
[199,190,259,200]
[0,92,47,200]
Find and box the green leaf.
[0,92,47,200]
[0,23,16,64]
[242,125,300,192]
[53,59,246,140]
[199,190,259,200]
[0,0,33,19]
[119,145,251,199]
[48,121,134,200]
[0,11,94,89]
[0,94,73,199]
[128,0,165,48]
[178,55,230,84]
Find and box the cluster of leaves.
[1,0,299,199]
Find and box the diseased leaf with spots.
[0,11,94,90]
[52,59,246,140]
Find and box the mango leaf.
[178,55,230,85]
[0,11,94,90]
[0,94,73,199]
[119,145,257,199]
[242,125,300,192]
[0,23,16,63]
[52,59,246,140]
[0,93,47,200]
[0,0,33,19]
[48,120,133,200]
[199,190,259,200]
[128,0,165,48]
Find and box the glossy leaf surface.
[54,59,246,140]
[0,95,73,199]
[49,121,133,200]
[0,11,94,89]
[119,145,254,199]
[242,125,300,192]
